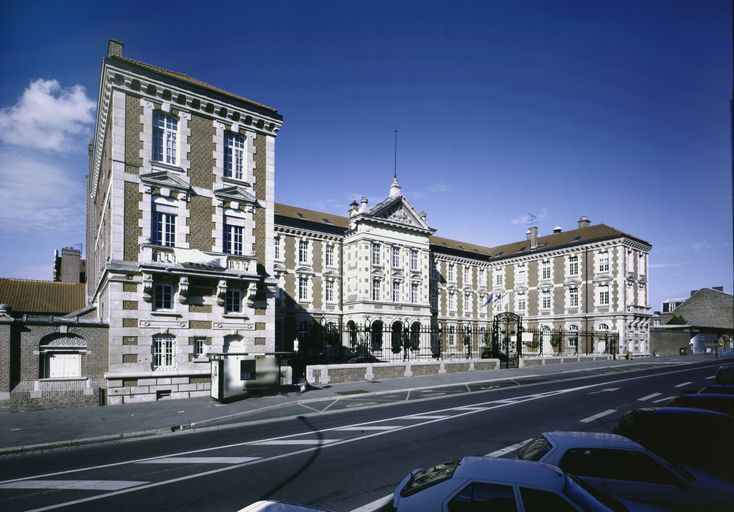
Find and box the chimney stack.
[348,200,359,217]
[577,216,590,229]
[107,39,124,57]
[553,226,562,234]
[526,226,538,248]
[58,247,82,283]
[359,196,369,213]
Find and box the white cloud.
[649,262,687,269]
[0,151,84,234]
[510,208,548,225]
[0,79,95,152]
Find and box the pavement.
[0,354,725,456]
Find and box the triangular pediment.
[369,196,432,232]
[140,170,191,192]
[214,185,258,204]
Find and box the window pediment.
[214,185,258,207]
[141,170,191,195]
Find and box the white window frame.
[464,266,471,285]
[153,334,174,369]
[569,287,579,307]
[154,283,174,311]
[599,285,610,306]
[411,282,418,303]
[153,210,176,247]
[274,236,281,260]
[152,111,178,165]
[225,288,243,313]
[495,271,503,287]
[599,252,610,273]
[448,325,456,346]
[392,280,401,302]
[410,249,418,271]
[225,223,243,255]
[392,246,400,267]
[517,293,526,311]
[464,293,471,315]
[224,131,245,180]
[298,276,309,301]
[325,280,334,303]
[541,289,551,309]
[541,260,551,280]
[44,353,81,378]
[193,337,207,358]
[569,255,579,276]
[372,243,381,266]
[517,267,526,284]
[325,244,334,267]
[371,278,381,301]
[298,239,309,264]
[449,290,456,311]
[448,263,455,282]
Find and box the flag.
[481,292,493,307]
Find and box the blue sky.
[0,0,731,310]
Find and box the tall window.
[225,289,242,313]
[569,325,579,348]
[153,334,174,368]
[326,244,334,267]
[372,243,381,265]
[152,112,177,165]
[569,287,579,307]
[599,252,609,272]
[542,261,551,280]
[517,293,526,311]
[449,290,456,310]
[193,337,206,358]
[464,293,471,315]
[225,224,243,255]
[325,280,334,302]
[298,239,309,264]
[411,282,418,303]
[372,279,380,301]
[479,268,486,284]
[569,255,579,275]
[224,132,245,180]
[599,285,610,306]
[495,272,503,287]
[392,280,401,302]
[298,276,309,301]
[448,263,455,282]
[542,289,551,309]
[154,283,173,311]
[153,211,176,247]
[448,326,455,345]
[517,267,526,284]
[410,249,418,271]
[464,266,471,284]
[392,246,400,267]
[274,236,281,260]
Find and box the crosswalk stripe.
[653,396,675,403]
[453,406,488,411]
[402,414,450,420]
[141,457,259,464]
[336,426,400,431]
[251,439,340,446]
[580,409,616,423]
[0,480,146,491]
[638,393,662,401]
[674,381,693,388]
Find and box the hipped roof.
[0,279,86,315]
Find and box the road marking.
[638,393,662,401]
[588,387,620,395]
[485,438,533,458]
[250,439,341,446]
[140,457,259,464]
[706,376,715,380]
[653,396,675,403]
[402,414,450,420]
[453,406,488,412]
[674,381,693,388]
[336,426,400,431]
[580,409,617,423]
[349,494,393,512]
[0,480,146,491]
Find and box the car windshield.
[564,474,627,512]
[400,459,460,497]
[516,436,552,461]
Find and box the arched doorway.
[596,323,609,353]
[371,320,384,352]
[391,321,403,353]
[410,322,421,352]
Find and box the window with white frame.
[44,352,81,378]
[448,263,455,282]
[495,271,503,287]
[274,236,281,260]
[153,210,176,247]
[193,337,207,358]
[392,246,400,267]
[225,223,243,255]
[153,334,174,368]
[411,282,418,303]
[224,131,245,180]
[517,293,526,311]
[449,290,456,310]
[517,267,526,284]
[569,287,579,307]
[479,293,485,309]
[541,289,551,309]
[448,325,456,345]
[325,280,334,302]
[479,268,486,284]
[325,244,334,267]
[568,325,578,348]
[298,239,309,264]
[298,276,309,301]
[152,111,178,165]
[392,280,401,302]
[598,252,609,272]
[410,249,418,271]
[464,293,471,315]
[225,288,243,313]
[464,266,471,285]
[569,255,579,276]
[542,260,551,280]
[154,283,174,311]
[372,279,381,301]
[599,284,610,306]
[372,243,381,265]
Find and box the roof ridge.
[0,278,84,286]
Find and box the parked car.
[714,364,734,385]
[392,456,665,511]
[667,393,734,416]
[516,431,734,511]
[238,501,332,512]
[698,384,734,395]
[613,407,734,481]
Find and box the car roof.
[673,393,734,401]
[630,407,732,417]
[717,364,734,370]
[455,457,565,490]
[543,431,645,450]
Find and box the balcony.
[626,305,651,315]
[141,245,257,275]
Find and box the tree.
[668,314,688,325]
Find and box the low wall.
[520,354,613,367]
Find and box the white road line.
[453,406,488,412]
[140,457,259,464]
[580,409,617,423]
[638,393,662,401]
[402,414,450,420]
[485,439,533,458]
[0,480,146,491]
[674,381,693,388]
[653,396,675,403]
[349,494,393,512]
[250,439,341,446]
[336,426,400,431]
[706,376,715,380]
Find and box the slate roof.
[0,279,86,315]
[664,288,734,331]
[274,202,650,260]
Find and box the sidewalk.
[0,355,718,455]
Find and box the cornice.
[275,225,344,242]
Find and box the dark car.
[613,407,734,481]
[668,393,734,416]
[714,364,734,385]
[698,384,734,395]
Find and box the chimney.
[359,196,368,213]
[526,226,538,248]
[577,216,590,229]
[59,247,82,283]
[107,39,124,57]
[713,286,724,292]
[348,200,358,217]
[553,226,562,234]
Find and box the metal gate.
[492,312,523,368]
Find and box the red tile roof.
[0,279,86,314]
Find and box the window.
[448,263,455,282]
[448,326,456,345]
[541,260,551,280]
[517,267,526,284]
[392,280,401,302]
[479,268,486,283]
[152,111,178,165]
[372,243,381,265]
[326,244,334,267]
[225,289,242,313]
[154,283,174,311]
[410,249,418,271]
[392,246,400,267]
[411,282,418,303]
[298,239,309,264]
[599,252,609,272]
[225,223,243,255]
[520,488,575,512]
[325,280,334,302]
[464,293,471,315]
[449,291,456,310]
[569,287,578,307]
[559,449,679,485]
[372,279,381,301]
[569,255,579,275]
[495,271,503,287]
[153,334,174,368]
[298,276,309,301]
[599,285,610,306]
[153,211,176,247]
[569,325,579,348]
[274,236,281,260]
[542,289,551,309]
[464,266,471,284]
[193,337,206,358]
[449,482,517,512]
[224,131,245,180]
[43,352,81,378]
[517,293,526,311]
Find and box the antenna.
[527,213,537,227]
[393,130,398,179]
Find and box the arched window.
[371,320,384,351]
[347,320,357,347]
[410,322,421,350]
[391,321,403,353]
[598,323,609,331]
[40,334,87,378]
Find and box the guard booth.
[208,352,293,401]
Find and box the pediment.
[141,170,191,192]
[369,196,432,232]
[214,185,258,205]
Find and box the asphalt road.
[0,359,725,512]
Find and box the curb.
[0,428,168,457]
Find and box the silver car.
[516,431,734,511]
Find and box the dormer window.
[153,111,178,165]
[224,131,245,180]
